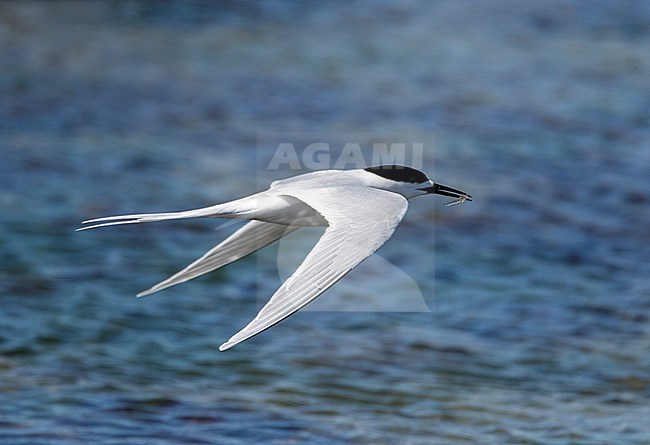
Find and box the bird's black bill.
[420,183,472,201]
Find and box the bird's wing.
[219,187,409,350]
[138,221,299,297]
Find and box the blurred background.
[1,1,649,444]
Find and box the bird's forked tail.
[76,203,230,231]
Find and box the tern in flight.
[78,165,471,350]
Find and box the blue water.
[1,1,649,444]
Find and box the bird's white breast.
[239,194,328,227]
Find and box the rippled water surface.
[1,1,650,444]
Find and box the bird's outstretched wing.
[138,221,298,297]
[219,187,408,350]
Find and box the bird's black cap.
[364,165,429,184]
